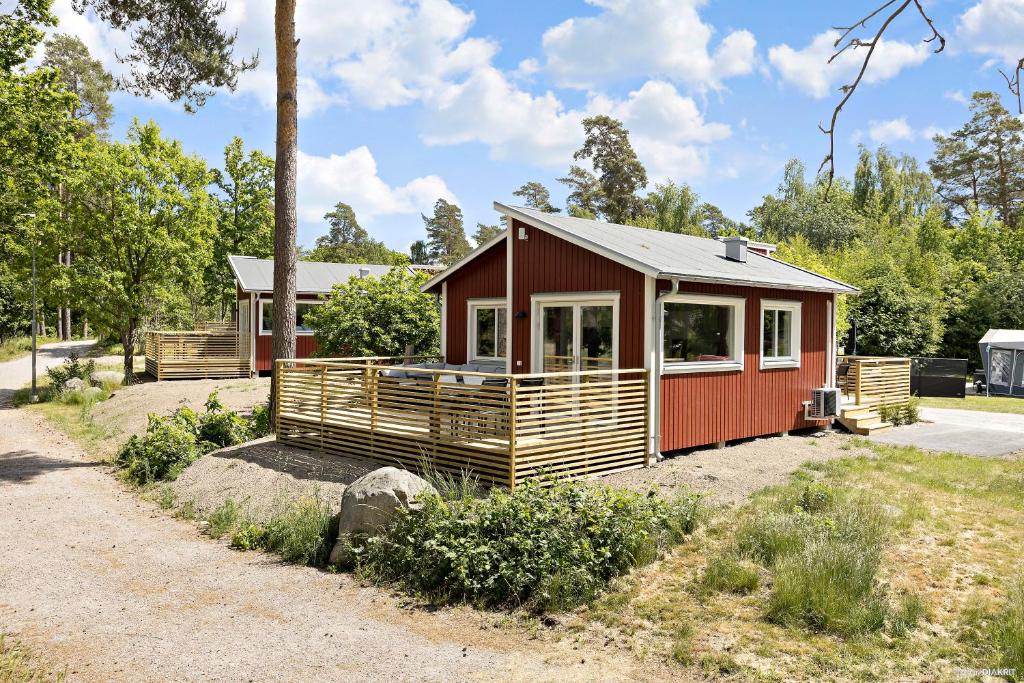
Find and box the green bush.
[115,393,267,486]
[43,353,95,400]
[700,554,760,595]
[352,478,702,612]
[880,398,920,426]
[116,409,202,485]
[207,498,241,539]
[248,403,271,438]
[230,496,335,566]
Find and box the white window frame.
[660,293,745,374]
[760,299,802,370]
[530,291,620,373]
[258,298,323,336]
[467,298,508,362]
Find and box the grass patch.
[576,440,1024,680]
[0,634,65,682]
[206,498,241,539]
[918,394,1024,414]
[352,478,703,612]
[230,496,335,566]
[0,336,59,363]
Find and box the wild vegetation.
[115,392,270,486]
[582,442,1024,680]
[347,478,703,612]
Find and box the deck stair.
[837,399,893,435]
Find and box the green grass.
[0,634,65,682]
[580,440,1024,681]
[918,394,1024,414]
[0,336,60,363]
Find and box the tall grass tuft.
[700,554,760,595]
[990,580,1024,678]
[230,496,336,566]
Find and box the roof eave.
[420,229,510,293]
[657,271,860,295]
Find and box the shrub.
[207,499,241,539]
[248,403,271,438]
[116,409,202,485]
[43,353,95,400]
[352,478,702,611]
[197,392,252,448]
[700,554,760,595]
[879,398,920,427]
[230,496,335,566]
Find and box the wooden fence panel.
[274,358,650,488]
[145,330,250,380]
[838,356,911,406]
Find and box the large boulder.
[91,370,123,386]
[328,466,437,565]
[63,377,86,391]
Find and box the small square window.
[469,300,507,361]
[760,300,801,369]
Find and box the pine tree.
[422,199,470,266]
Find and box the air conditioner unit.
[805,387,841,420]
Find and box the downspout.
[652,277,680,457]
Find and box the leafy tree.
[930,91,1024,225]
[630,181,707,236]
[315,202,368,248]
[845,261,943,357]
[0,0,54,71]
[41,33,113,136]
[512,181,560,213]
[67,121,216,382]
[472,222,502,246]
[206,137,275,318]
[409,239,430,265]
[306,241,410,266]
[0,275,30,342]
[305,268,439,357]
[564,115,647,223]
[558,165,601,219]
[422,198,470,266]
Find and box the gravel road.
[0,339,97,405]
[0,350,643,682]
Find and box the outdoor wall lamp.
[514,310,527,320]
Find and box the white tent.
[979,329,1024,397]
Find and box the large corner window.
[661,294,745,373]
[258,300,321,336]
[760,299,801,369]
[468,299,508,361]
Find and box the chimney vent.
[358,267,371,278]
[722,236,748,263]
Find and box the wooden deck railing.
[145,330,250,380]
[274,357,651,488]
[837,356,911,406]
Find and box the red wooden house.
[422,204,857,455]
[228,256,415,374]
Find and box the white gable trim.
[420,229,510,293]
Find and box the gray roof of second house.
[228,255,408,294]
[492,204,858,294]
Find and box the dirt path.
[0,339,97,405]
[0,404,649,682]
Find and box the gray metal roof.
[228,255,408,293]
[495,203,858,294]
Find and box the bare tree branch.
[819,0,946,198]
[1000,57,1024,114]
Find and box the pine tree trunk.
[270,0,299,428]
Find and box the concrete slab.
[868,407,1024,457]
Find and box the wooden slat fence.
[838,356,911,406]
[274,357,650,488]
[145,330,250,380]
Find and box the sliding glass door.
[535,296,617,376]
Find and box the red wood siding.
[444,240,506,364]
[658,282,830,452]
[510,219,646,373]
[249,292,322,372]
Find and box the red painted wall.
[658,281,830,452]
[248,292,322,372]
[443,240,506,364]
[510,219,646,373]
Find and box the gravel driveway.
[0,344,648,681]
[0,339,97,405]
[868,406,1024,456]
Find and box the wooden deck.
[145,330,250,380]
[274,358,651,488]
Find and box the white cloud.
[868,118,914,143]
[296,147,456,226]
[958,0,1024,65]
[541,0,756,91]
[768,30,930,98]
[944,89,969,105]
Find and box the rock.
[91,370,123,386]
[328,467,437,566]
[63,377,86,391]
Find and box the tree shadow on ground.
[0,450,101,485]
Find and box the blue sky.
[41,0,1024,250]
